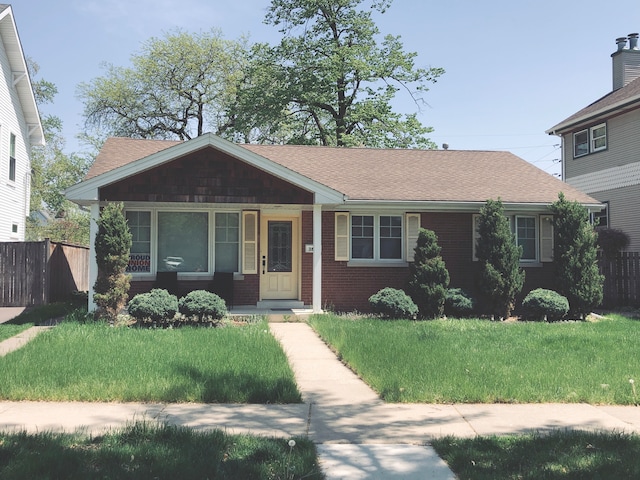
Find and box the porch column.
[88,202,100,312]
[312,204,322,312]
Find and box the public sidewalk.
[2,319,640,478]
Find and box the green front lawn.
[309,313,640,404]
[0,319,301,403]
[0,422,322,480]
[432,430,640,479]
[0,324,32,343]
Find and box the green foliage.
[597,228,630,259]
[79,29,248,140]
[550,193,604,318]
[407,228,450,318]
[521,288,569,322]
[444,288,476,318]
[128,289,178,324]
[475,199,525,319]
[26,211,90,246]
[368,287,418,319]
[229,0,444,147]
[178,290,228,323]
[93,202,132,322]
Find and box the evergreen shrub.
[521,288,569,322]
[178,290,227,324]
[444,288,476,318]
[368,287,418,319]
[128,289,178,325]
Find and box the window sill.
[520,262,544,268]
[347,260,409,268]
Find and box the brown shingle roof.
[548,76,640,133]
[84,137,599,205]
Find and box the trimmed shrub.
[128,289,178,325]
[178,290,227,324]
[369,287,418,319]
[597,228,630,259]
[521,288,569,322]
[444,288,476,318]
[407,228,450,319]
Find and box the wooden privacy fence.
[599,252,640,307]
[0,240,89,307]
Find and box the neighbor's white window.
[590,123,607,152]
[157,211,208,273]
[516,216,537,262]
[215,212,239,273]
[8,133,15,182]
[574,123,606,158]
[573,129,588,158]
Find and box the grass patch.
[0,324,32,343]
[309,313,640,404]
[0,421,322,480]
[0,320,301,403]
[432,430,640,479]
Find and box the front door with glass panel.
[260,215,299,300]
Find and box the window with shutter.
[405,214,421,262]
[242,211,258,274]
[335,212,349,261]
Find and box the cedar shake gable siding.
[100,147,313,205]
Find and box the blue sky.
[12,0,637,177]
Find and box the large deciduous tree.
[78,29,248,140]
[230,0,444,147]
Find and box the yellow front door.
[260,215,299,300]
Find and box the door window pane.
[158,212,208,272]
[215,213,239,272]
[268,221,292,272]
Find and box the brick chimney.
[612,33,640,90]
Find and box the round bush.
[368,287,418,319]
[178,290,227,323]
[127,289,178,323]
[444,288,476,318]
[521,288,569,322]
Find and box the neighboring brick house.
[0,5,44,241]
[66,134,600,312]
[547,33,640,250]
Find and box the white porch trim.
[312,204,322,313]
[88,203,99,312]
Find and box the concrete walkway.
[2,319,640,478]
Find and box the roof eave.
[66,133,345,205]
[342,199,604,213]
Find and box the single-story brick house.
[66,133,601,313]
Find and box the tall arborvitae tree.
[476,199,525,319]
[93,202,132,322]
[407,228,449,319]
[550,193,603,318]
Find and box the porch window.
[351,215,374,259]
[380,215,402,259]
[215,212,239,272]
[126,211,151,273]
[157,212,208,272]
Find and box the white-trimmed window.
[337,213,405,262]
[574,123,606,158]
[516,216,537,262]
[215,212,239,272]
[157,211,209,273]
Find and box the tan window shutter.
[472,214,481,261]
[540,214,554,262]
[242,211,258,274]
[335,212,349,261]
[406,213,421,262]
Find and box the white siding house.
[0,5,44,241]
